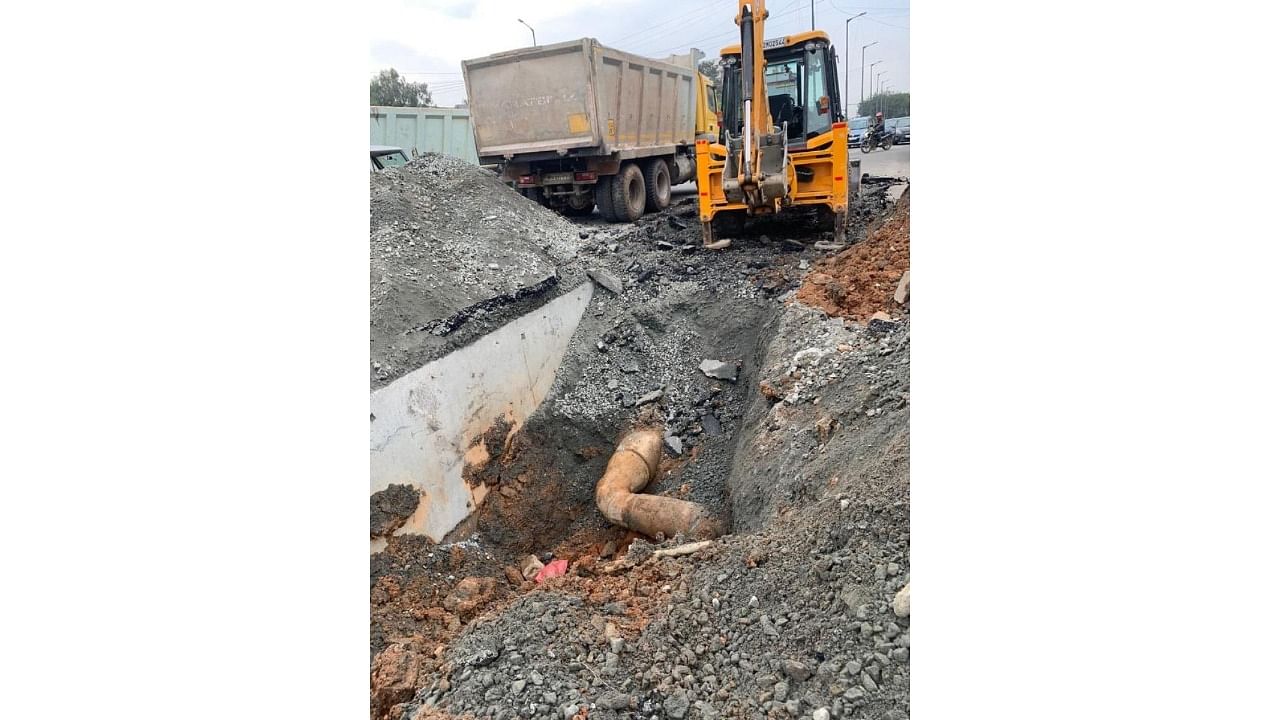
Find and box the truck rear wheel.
[594,177,618,221]
[643,158,671,212]
[610,163,646,222]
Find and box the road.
[853,142,910,179]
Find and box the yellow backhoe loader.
[695,0,850,248]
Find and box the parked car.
[885,116,910,144]
[847,116,871,145]
[370,145,410,170]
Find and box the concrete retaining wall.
[370,283,592,548]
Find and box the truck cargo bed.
[463,38,698,162]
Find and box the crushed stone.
[370,163,911,720]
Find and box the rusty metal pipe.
[596,429,725,540]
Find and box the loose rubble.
[371,155,911,720]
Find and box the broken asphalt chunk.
[701,414,723,436]
[586,268,623,294]
[867,311,898,333]
[664,434,683,455]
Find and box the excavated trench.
[370,158,911,720]
[370,190,815,557]
[368,256,789,699]
[398,280,781,560]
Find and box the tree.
[370,69,432,107]
[697,57,722,88]
[857,92,910,119]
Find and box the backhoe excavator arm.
[735,0,769,191]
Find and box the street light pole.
[875,71,885,112]
[868,60,882,109]
[811,0,815,30]
[860,41,878,104]
[517,18,536,46]
[843,12,866,120]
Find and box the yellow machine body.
[695,2,849,247]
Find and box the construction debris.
[519,554,544,580]
[635,387,664,405]
[371,154,910,720]
[797,188,910,323]
[586,268,623,294]
[861,173,908,184]
[651,540,714,558]
[894,270,911,304]
[698,358,737,381]
[533,559,569,583]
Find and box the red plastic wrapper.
[534,558,569,583]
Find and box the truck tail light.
[574,171,597,182]
[517,174,535,186]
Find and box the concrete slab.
[369,282,594,547]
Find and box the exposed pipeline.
[595,428,725,541]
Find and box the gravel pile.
[370,153,585,388]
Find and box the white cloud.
[369,0,909,107]
[369,0,627,70]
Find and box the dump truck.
[462,38,718,222]
[695,0,850,248]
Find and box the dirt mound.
[796,189,910,322]
[370,153,585,387]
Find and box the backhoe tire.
[594,176,619,222]
[610,162,646,222]
[642,158,672,212]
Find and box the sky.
[370,0,909,109]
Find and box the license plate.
[543,172,573,185]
